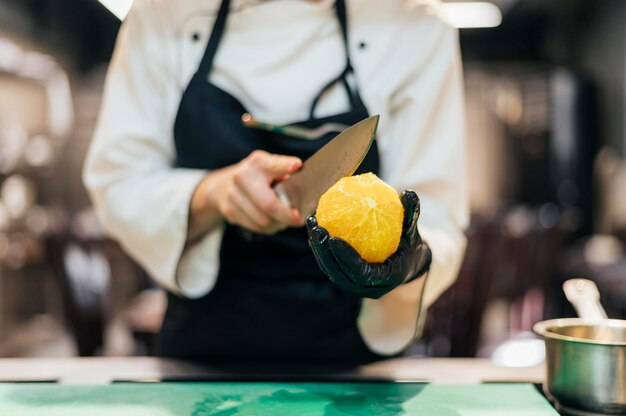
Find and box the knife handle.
[273,182,292,208]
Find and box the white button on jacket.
[83,0,469,355]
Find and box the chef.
[83,0,468,363]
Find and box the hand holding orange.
[307,177,432,299]
[315,173,403,263]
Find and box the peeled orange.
[316,173,404,263]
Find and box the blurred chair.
[44,233,109,356]
[44,206,167,356]
[420,205,572,357]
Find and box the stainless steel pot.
[534,279,626,416]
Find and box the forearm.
[187,166,234,243]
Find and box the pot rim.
[533,318,626,346]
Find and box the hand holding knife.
[188,115,379,242]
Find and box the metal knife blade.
[274,115,379,218]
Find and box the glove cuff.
[405,241,432,284]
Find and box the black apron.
[157,0,381,365]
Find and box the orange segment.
[316,173,404,263]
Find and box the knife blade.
[274,115,379,218]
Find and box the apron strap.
[197,0,362,120]
[308,65,356,120]
[309,0,362,119]
[335,0,353,72]
[198,0,231,77]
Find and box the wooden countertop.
[0,357,545,385]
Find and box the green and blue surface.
[0,382,558,415]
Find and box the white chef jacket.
[83,0,469,355]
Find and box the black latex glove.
[307,190,432,299]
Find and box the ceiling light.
[98,0,133,20]
[442,2,502,29]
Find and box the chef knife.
[274,115,379,218]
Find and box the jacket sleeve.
[358,18,469,355]
[82,1,221,297]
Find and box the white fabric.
[83,0,469,355]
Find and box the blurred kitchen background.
[0,0,624,365]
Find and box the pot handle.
[563,278,608,322]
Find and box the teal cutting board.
[0,382,558,415]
